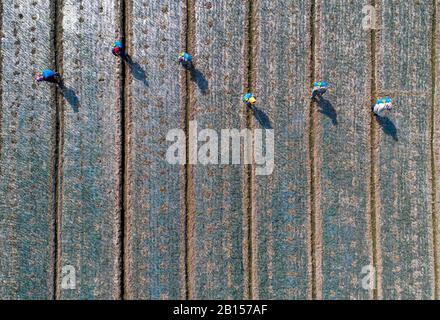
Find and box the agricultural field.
[0,0,439,300]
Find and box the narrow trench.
[0,0,3,180]
[52,0,63,300]
[119,0,128,300]
[368,0,379,300]
[245,0,256,300]
[430,0,438,300]
[184,0,195,300]
[308,0,318,300]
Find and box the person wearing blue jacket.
[178,51,193,69]
[36,69,61,83]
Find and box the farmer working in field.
[311,81,329,101]
[372,97,393,116]
[112,41,127,59]
[243,93,256,111]
[35,69,61,84]
[178,51,193,70]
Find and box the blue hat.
[42,69,56,78]
[377,97,392,104]
[314,81,328,88]
[113,41,123,48]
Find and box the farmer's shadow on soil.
[376,116,398,142]
[317,97,338,125]
[59,83,80,113]
[126,56,149,86]
[253,107,273,129]
[190,68,208,95]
